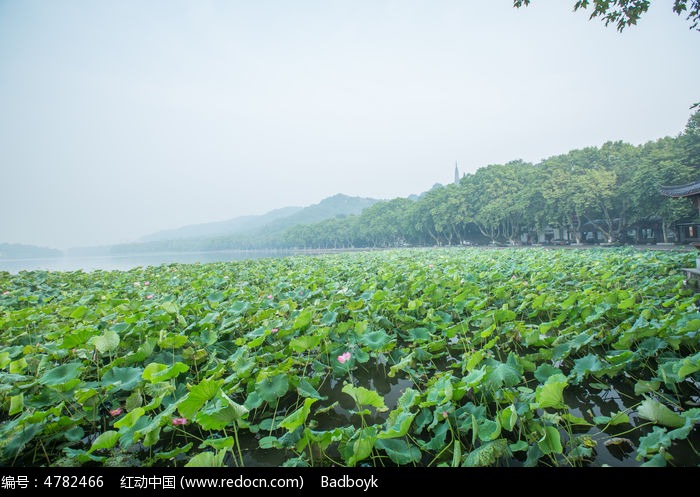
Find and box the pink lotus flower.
[337,352,351,364]
[109,407,123,417]
[442,411,448,419]
[271,328,279,334]
[146,294,153,299]
[172,417,188,426]
[428,264,434,268]
[143,281,150,286]
[2,291,9,295]
[266,294,273,299]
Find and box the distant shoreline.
[1,243,695,275]
[1,242,695,262]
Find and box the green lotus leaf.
[360,330,391,351]
[292,309,312,331]
[202,437,234,451]
[0,351,11,369]
[499,405,518,431]
[93,330,120,354]
[114,408,145,430]
[142,362,188,383]
[39,362,83,387]
[340,426,376,467]
[158,334,187,349]
[70,306,88,319]
[207,291,225,303]
[178,379,223,419]
[463,439,509,467]
[3,423,42,460]
[154,443,193,460]
[88,430,120,453]
[279,397,317,432]
[537,426,563,455]
[379,410,416,439]
[185,450,226,467]
[289,335,321,353]
[478,417,501,442]
[255,374,289,404]
[320,311,337,326]
[375,438,421,465]
[102,366,143,392]
[9,358,27,374]
[534,363,563,384]
[637,426,673,458]
[408,327,431,341]
[485,360,521,389]
[637,398,685,428]
[397,388,419,410]
[571,354,604,381]
[342,384,387,412]
[535,374,568,410]
[195,394,249,430]
[8,394,23,416]
[296,379,326,400]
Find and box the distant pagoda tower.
[454,162,460,184]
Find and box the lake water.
[0,250,300,274]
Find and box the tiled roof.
[659,180,700,198]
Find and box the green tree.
[681,110,700,171]
[631,137,696,241]
[539,148,617,244]
[410,186,445,246]
[357,198,415,247]
[513,1,700,31]
[462,160,536,243]
[589,141,640,242]
[427,183,465,245]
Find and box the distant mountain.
[113,194,380,253]
[64,245,115,257]
[140,206,304,242]
[0,243,62,259]
[252,194,379,235]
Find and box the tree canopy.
[513,1,700,31]
[112,112,700,253]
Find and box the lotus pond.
[1,247,699,467]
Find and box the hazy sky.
[1,1,698,249]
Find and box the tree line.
[112,112,699,253]
[281,112,699,249]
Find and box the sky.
[1,1,698,249]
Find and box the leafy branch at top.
[514,0,700,31]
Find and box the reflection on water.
[0,250,298,274]
[237,361,414,467]
[314,362,414,431]
[233,364,700,467]
[564,378,700,467]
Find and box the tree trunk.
[568,213,582,244]
[662,220,669,243]
[427,227,440,246]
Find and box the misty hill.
[0,243,62,259]
[252,194,379,235]
[113,194,379,253]
[140,206,303,242]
